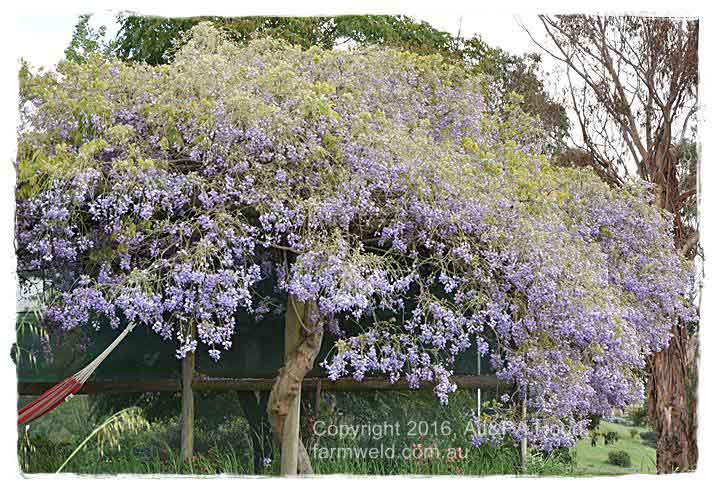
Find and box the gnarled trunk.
[268,298,323,475]
[648,326,698,473]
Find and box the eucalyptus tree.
[527,15,699,472]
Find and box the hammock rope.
[18,323,136,425]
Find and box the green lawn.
[573,421,656,475]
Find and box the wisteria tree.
[16,23,695,471]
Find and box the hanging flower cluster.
[16,23,696,449]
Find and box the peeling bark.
[648,180,699,474]
[268,298,323,475]
[648,326,699,473]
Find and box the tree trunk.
[268,298,323,475]
[648,179,699,474]
[648,325,698,473]
[687,333,699,467]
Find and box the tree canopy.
[17,23,695,450]
[106,14,569,149]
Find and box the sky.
[16,8,120,70]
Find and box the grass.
[18,395,258,475]
[572,421,656,475]
[17,393,656,476]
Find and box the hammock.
[18,324,136,425]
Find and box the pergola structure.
[15,311,501,473]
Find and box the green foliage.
[527,450,575,475]
[20,392,578,475]
[627,403,650,427]
[112,14,458,64]
[574,422,655,474]
[64,14,114,64]
[21,394,661,475]
[607,450,632,468]
[19,430,72,473]
[19,396,258,474]
[56,407,149,473]
[603,431,619,445]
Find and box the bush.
[603,431,619,445]
[629,428,638,439]
[551,447,574,465]
[607,450,632,468]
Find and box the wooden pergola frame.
[19,373,501,474]
[19,372,501,474]
[18,374,500,395]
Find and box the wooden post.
[281,298,302,475]
[314,379,321,418]
[476,350,482,418]
[180,349,195,464]
[312,379,322,449]
[520,386,528,474]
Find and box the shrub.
[629,428,638,439]
[603,431,619,445]
[607,450,631,468]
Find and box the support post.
[520,387,528,474]
[476,350,482,418]
[180,349,195,464]
[280,298,302,475]
[314,379,322,418]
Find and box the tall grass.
[56,407,149,473]
[18,390,577,476]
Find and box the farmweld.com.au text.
[310,444,468,461]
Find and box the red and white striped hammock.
[18,324,136,425]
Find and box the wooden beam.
[18,374,500,395]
